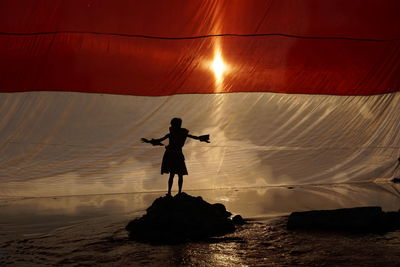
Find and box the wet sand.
[1,183,399,266]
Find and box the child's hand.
[199,135,210,143]
[141,138,164,146]
[141,138,150,143]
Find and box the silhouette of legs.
[167,173,184,195]
[178,174,183,194]
[168,173,174,195]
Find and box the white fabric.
[0,92,399,197]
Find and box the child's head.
[170,118,182,129]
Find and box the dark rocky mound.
[125,193,240,243]
[392,177,400,183]
[287,206,400,233]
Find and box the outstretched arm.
[141,134,169,146]
[188,134,210,143]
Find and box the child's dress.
[161,127,189,175]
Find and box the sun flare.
[212,50,226,84]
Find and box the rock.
[391,178,400,183]
[287,206,400,233]
[126,193,236,243]
[232,215,245,225]
[212,203,232,217]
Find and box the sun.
[203,40,229,92]
[212,50,226,84]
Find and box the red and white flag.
[0,0,399,197]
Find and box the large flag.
[0,0,399,197]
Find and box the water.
[1,183,399,266]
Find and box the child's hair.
[170,118,182,128]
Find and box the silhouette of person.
[142,118,210,195]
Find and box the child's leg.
[168,173,175,195]
[178,174,183,194]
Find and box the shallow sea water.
[1,183,400,266]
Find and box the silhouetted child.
[142,118,210,195]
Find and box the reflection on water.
[0,182,399,235]
[1,183,400,266]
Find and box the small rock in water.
[287,206,400,233]
[232,215,245,225]
[125,192,237,243]
[392,178,400,183]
